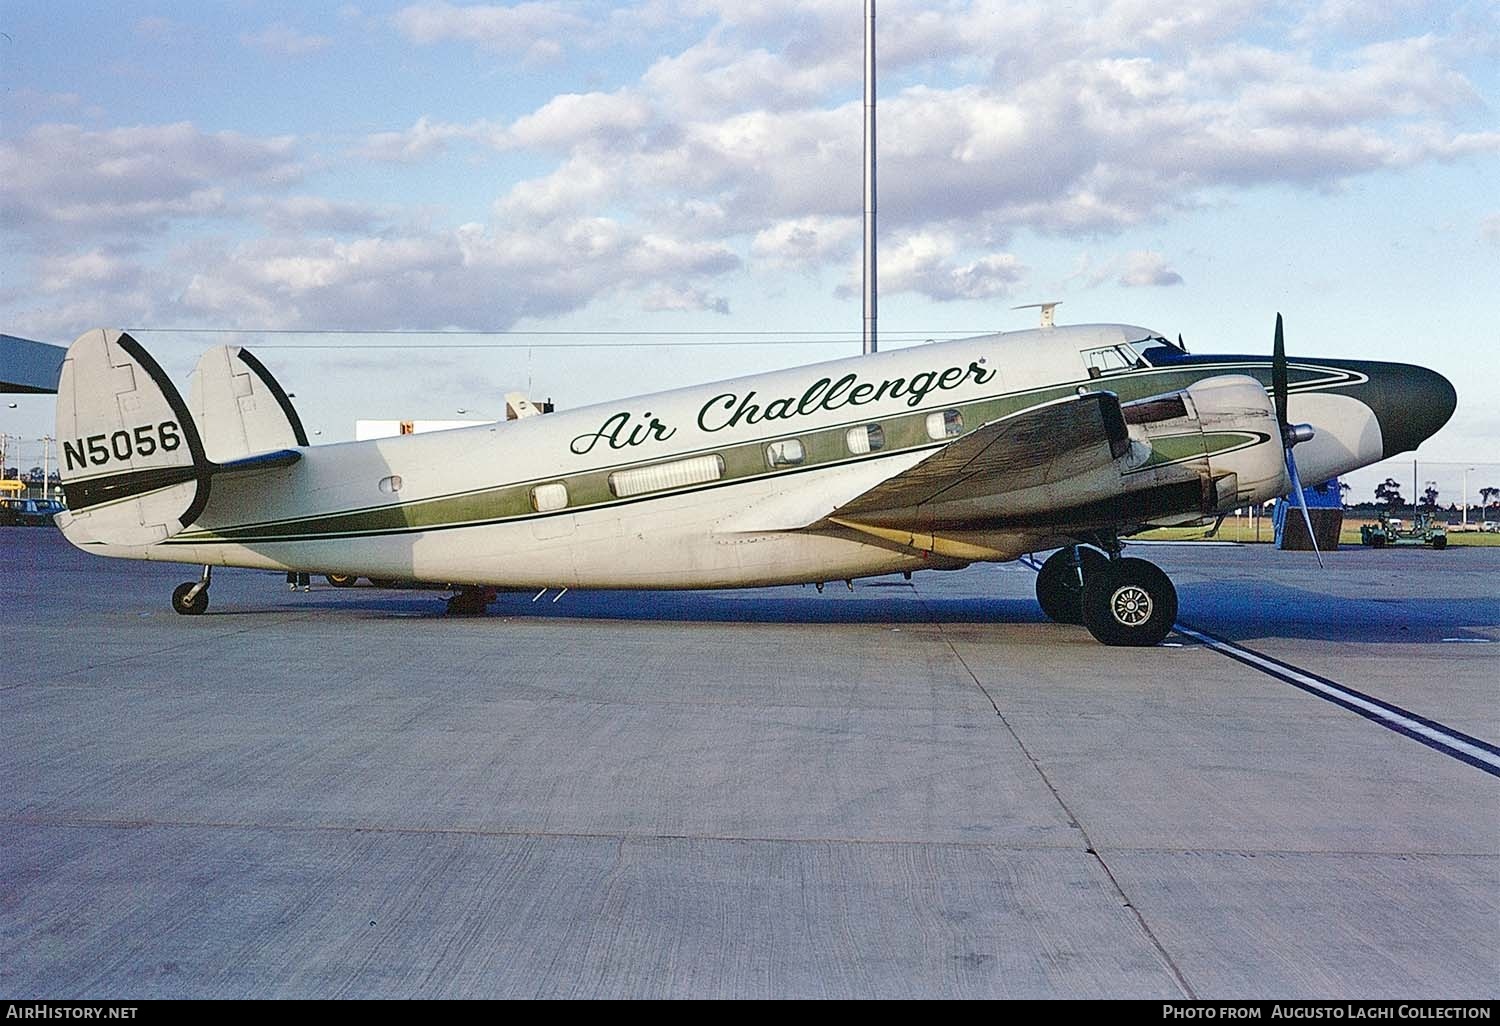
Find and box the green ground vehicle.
[1360,511,1447,549]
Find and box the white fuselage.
[80,325,1387,588]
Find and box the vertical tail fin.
[188,345,308,462]
[55,329,210,546]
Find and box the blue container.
[1273,477,1343,550]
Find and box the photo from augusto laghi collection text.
[1162,1006,1492,1020]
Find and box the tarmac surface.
[3,528,1496,998]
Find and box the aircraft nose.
[1362,363,1457,459]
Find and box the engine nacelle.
[1122,374,1289,517]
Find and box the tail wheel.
[326,573,358,587]
[171,582,208,616]
[1035,546,1108,624]
[1081,557,1177,647]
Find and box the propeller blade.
[1272,312,1288,429]
[1284,449,1325,570]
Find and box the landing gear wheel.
[445,587,496,617]
[1081,557,1177,647]
[171,582,209,616]
[1035,546,1108,624]
[326,573,358,587]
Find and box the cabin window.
[609,454,725,498]
[530,482,569,512]
[379,475,402,494]
[845,424,886,455]
[925,410,963,440]
[765,438,805,468]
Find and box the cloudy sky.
[3,1,1497,502]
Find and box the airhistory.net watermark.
[5,1008,137,1020]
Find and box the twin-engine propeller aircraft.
[54,316,1454,645]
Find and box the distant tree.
[1375,478,1405,510]
[1338,481,1351,507]
[1482,486,1500,517]
[1422,481,1439,512]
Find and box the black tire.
[1081,557,1177,647]
[171,582,208,616]
[1431,535,1447,550]
[326,573,358,587]
[1035,546,1108,624]
[445,589,493,616]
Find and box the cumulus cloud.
[241,23,333,56]
[1067,249,1185,289]
[1117,251,1184,288]
[751,216,861,268]
[249,196,386,234]
[508,91,656,151]
[0,122,301,238]
[154,218,740,332]
[391,1,588,62]
[851,232,1025,302]
[9,1,1499,334]
[642,284,730,315]
[355,116,505,163]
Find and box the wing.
[715,374,1288,561]
[830,391,1130,521]
[776,375,1286,561]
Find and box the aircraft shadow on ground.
[248,578,1500,645]
[1173,582,1499,646]
[278,586,1050,626]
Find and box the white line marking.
[1174,625,1500,773]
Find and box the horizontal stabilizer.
[215,449,302,475]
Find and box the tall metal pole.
[862,0,877,355]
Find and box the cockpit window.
[1082,345,1141,375]
[1129,336,1187,365]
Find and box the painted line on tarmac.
[1174,624,1500,778]
[1017,554,1499,777]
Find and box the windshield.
[1128,335,1186,366]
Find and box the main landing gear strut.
[1034,542,1178,646]
[171,565,212,616]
